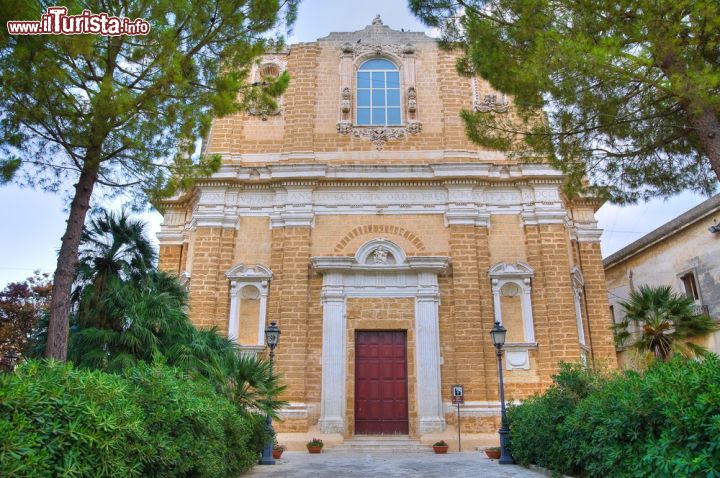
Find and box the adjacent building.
[157,17,617,447]
[605,194,720,366]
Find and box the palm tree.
[65,208,287,415]
[69,271,192,370]
[613,285,719,361]
[74,210,156,331]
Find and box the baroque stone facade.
[158,18,617,448]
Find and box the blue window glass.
[359,59,397,70]
[386,71,400,89]
[371,72,385,88]
[357,71,371,89]
[356,58,402,126]
[372,90,385,106]
[357,89,370,107]
[357,108,371,125]
[387,108,401,125]
[386,89,400,106]
[372,108,386,124]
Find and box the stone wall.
[606,213,720,359]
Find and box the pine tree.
[410,0,720,202]
[0,1,297,359]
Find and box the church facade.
[157,18,617,446]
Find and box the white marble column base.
[419,417,447,434]
[318,417,345,434]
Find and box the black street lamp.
[259,321,281,465]
[490,321,514,465]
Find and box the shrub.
[0,360,264,477]
[507,357,720,477]
[565,356,720,477]
[639,356,720,476]
[0,360,149,477]
[506,363,602,472]
[124,362,261,477]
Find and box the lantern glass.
[265,321,281,347]
[490,321,507,347]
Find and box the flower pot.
[432,445,449,454]
[307,445,323,454]
[485,449,501,459]
[272,449,283,459]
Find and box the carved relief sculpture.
[475,93,509,113]
[372,246,389,264]
[248,55,288,120]
[407,86,417,113]
[471,75,509,114]
[341,87,351,114]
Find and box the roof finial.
[372,14,383,25]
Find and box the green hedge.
[507,357,720,477]
[0,361,264,477]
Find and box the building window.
[680,272,700,300]
[356,59,401,126]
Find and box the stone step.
[330,436,429,453]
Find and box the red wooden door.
[355,331,409,435]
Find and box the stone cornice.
[157,174,574,243]
[312,256,449,273]
[176,162,565,188]
[211,149,515,164]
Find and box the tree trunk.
[687,108,720,180]
[658,49,720,181]
[45,161,99,360]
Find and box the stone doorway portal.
[354,330,409,435]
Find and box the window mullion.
[384,71,389,125]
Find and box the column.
[318,272,347,433]
[521,278,536,343]
[415,272,445,433]
[227,281,239,341]
[256,280,269,346]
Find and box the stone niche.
[225,263,272,353]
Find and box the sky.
[0,0,714,288]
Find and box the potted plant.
[484,446,501,459]
[272,443,286,459]
[306,437,324,454]
[432,440,449,454]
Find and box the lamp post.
[259,321,281,465]
[490,321,514,465]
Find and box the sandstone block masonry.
[157,17,617,443]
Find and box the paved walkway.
[243,451,545,477]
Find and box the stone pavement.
[243,451,545,477]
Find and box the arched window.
[356,59,401,126]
